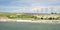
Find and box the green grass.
[0,12,60,20]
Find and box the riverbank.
[0,19,60,24]
[0,12,60,20]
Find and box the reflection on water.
[0,22,60,30]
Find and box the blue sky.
[0,0,60,13]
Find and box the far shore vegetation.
[0,12,60,20]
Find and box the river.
[0,22,60,30]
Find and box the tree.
[48,17,52,20]
[51,12,54,14]
[41,17,43,20]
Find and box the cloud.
[0,0,60,7]
[31,0,60,6]
[0,0,60,13]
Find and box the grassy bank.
[0,12,60,20]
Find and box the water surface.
[0,22,60,30]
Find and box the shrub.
[41,17,43,20]
[48,17,52,20]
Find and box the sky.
[0,0,60,13]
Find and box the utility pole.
[41,8,43,13]
[36,9,39,13]
[50,7,54,14]
[45,8,48,13]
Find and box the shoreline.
[16,20,60,24]
[0,19,60,24]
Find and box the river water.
[0,22,60,30]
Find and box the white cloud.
[0,0,60,13]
